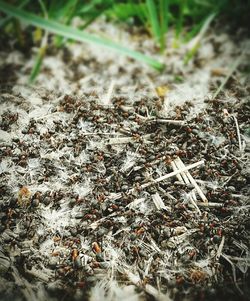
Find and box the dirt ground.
[0,20,250,301]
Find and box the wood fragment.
[107,134,151,145]
[135,114,185,125]
[212,52,244,99]
[216,236,225,260]
[233,116,243,152]
[109,160,205,201]
[175,157,208,202]
[123,268,171,301]
[196,202,223,207]
[102,80,116,106]
[12,266,37,301]
[141,160,205,189]
[171,160,184,183]
[152,193,167,210]
[174,158,189,184]
[188,190,202,215]
[126,198,146,209]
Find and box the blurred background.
[0,0,249,85]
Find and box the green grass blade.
[184,12,216,64]
[52,0,79,47]
[29,44,47,83]
[28,0,48,83]
[212,52,244,100]
[175,0,185,41]
[0,0,30,28]
[131,1,148,26]
[0,0,164,70]
[146,0,161,47]
[159,0,168,35]
[49,0,78,20]
[38,0,48,18]
[159,0,168,51]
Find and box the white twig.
[216,236,225,260]
[187,13,216,52]
[233,116,243,152]
[175,157,208,202]
[107,136,137,144]
[109,160,205,201]
[174,158,189,184]
[102,80,116,106]
[150,119,185,125]
[126,198,146,209]
[221,254,244,295]
[222,255,250,263]
[123,268,170,301]
[35,111,61,120]
[171,160,184,183]
[152,193,168,210]
[25,267,52,282]
[212,52,244,99]
[197,202,223,208]
[12,266,37,301]
[169,229,199,245]
[143,257,153,278]
[135,114,185,125]
[80,132,121,136]
[141,160,205,189]
[188,190,202,215]
[89,212,118,229]
[107,134,151,145]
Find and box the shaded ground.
[0,20,250,301]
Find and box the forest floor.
[0,20,250,301]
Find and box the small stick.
[102,80,116,106]
[169,229,199,245]
[221,254,243,295]
[192,190,197,201]
[107,136,137,144]
[109,160,205,201]
[108,134,151,145]
[143,257,153,278]
[80,132,121,136]
[126,197,146,209]
[149,118,185,125]
[223,255,250,263]
[233,116,242,152]
[135,113,185,125]
[216,236,225,260]
[25,267,51,282]
[171,160,184,183]
[89,212,119,229]
[175,157,208,202]
[196,202,223,207]
[12,266,37,301]
[152,193,168,210]
[35,111,61,120]
[174,158,189,184]
[123,268,169,301]
[188,190,202,215]
[212,53,244,99]
[141,160,204,189]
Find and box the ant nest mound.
[0,84,249,301]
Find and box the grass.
[146,0,162,50]
[0,0,165,74]
[0,0,249,82]
[212,51,245,100]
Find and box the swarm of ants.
[0,86,249,301]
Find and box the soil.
[0,20,250,301]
